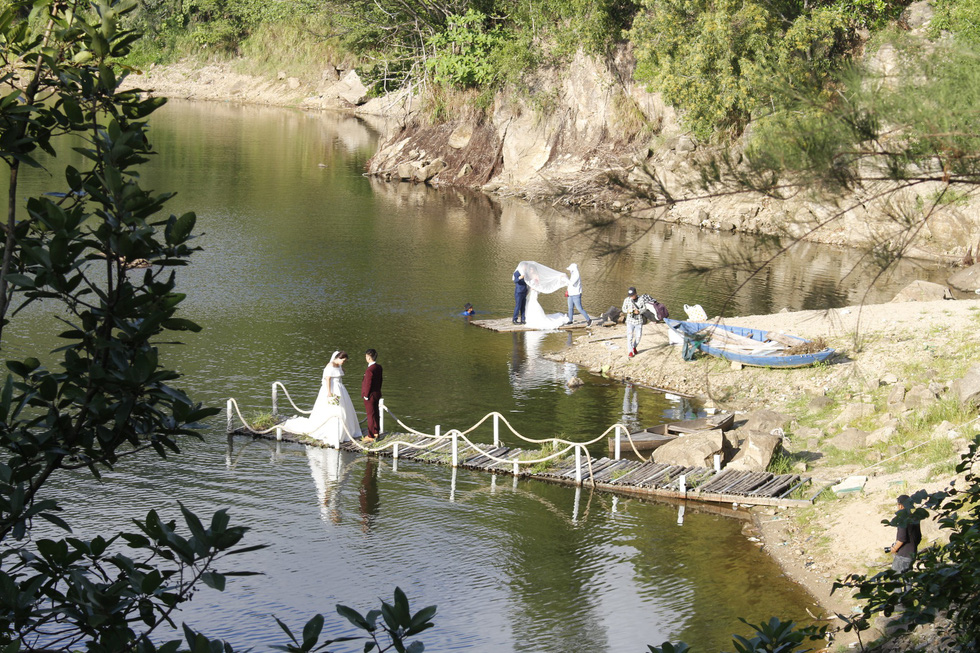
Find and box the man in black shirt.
[890,494,922,575]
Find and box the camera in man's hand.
[883,545,892,553]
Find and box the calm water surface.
[6,100,951,651]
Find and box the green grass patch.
[237,17,352,81]
[519,441,569,474]
[819,445,871,468]
[767,450,807,474]
[786,390,842,431]
[247,411,283,431]
[925,458,958,483]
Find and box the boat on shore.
[608,412,736,452]
[665,319,835,368]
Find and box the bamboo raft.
[232,428,829,508]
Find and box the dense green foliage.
[110,0,936,138]
[629,0,909,138]
[932,0,980,44]
[126,0,297,59]
[426,10,505,88]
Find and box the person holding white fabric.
[564,263,592,326]
[283,351,362,447]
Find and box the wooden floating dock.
[469,317,596,332]
[234,429,829,508]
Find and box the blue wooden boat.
[665,319,835,368]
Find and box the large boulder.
[448,123,474,149]
[904,384,937,409]
[337,70,368,106]
[829,427,869,451]
[867,424,898,446]
[902,1,934,30]
[413,158,447,183]
[741,409,791,435]
[951,364,980,409]
[829,402,876,429]
[948,263,980,293]
[890,280,953,302]
[652,429,724,467]
[727,433,782,472]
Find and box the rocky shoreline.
[548,297,980,647]
[123,58,980,274]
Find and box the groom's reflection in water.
[358,457,380,533]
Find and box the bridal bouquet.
[324,396,339,406]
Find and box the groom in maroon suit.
[361,349,383,441]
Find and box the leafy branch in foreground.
[273,587,437,653]
[647,616,828,653]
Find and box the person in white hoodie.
[565,263,592,326]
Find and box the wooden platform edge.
[231,427,819,509]
[469,317,594,333]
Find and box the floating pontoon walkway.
[469,317,593,332]
[227,387,831,509]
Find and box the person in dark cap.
[462,302,475,316]
[621,287,647,358]
[889,494,922,578]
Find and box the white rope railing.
[271,381,312,416]
[227,382,682,486]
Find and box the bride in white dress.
[516,261,570,330]
[283,351,362,447]
[524,289,568,329]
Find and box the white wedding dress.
[524,289,568,330]
[284,355,361,447]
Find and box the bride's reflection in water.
[305,446,356,523]
[508,331,578,397]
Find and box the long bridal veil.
[516,261,568,329]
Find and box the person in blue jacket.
[513,265,528,324]
[462,302,475,316]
